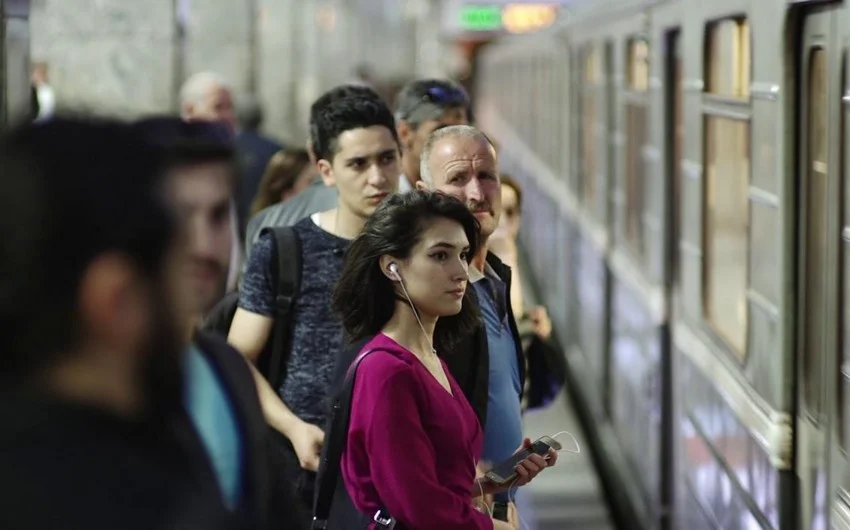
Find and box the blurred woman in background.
[250,148,313,217]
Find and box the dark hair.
[312,95,398,163]
[251,147,312,215]
[395,79,469,128]
[333,190,481,350]
[133,116,238,187]
[0,116,176,379]
[309,85,382,150]
[499,173,523,214]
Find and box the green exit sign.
[459,5,503,31]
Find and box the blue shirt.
[474,275,523,500]
[183,343,244,510]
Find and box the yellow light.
[315,6,337,31]
[502,4,558,34]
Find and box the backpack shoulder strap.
[261,226,302,389]
[312,348,384,528]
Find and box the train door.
[797,8,842,529]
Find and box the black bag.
[312,349,395,530]
[203,226,301,389]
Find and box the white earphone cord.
[394,266,584,529]
[506,431,582,530]
[393,270,436,355]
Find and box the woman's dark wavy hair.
[333,190,482,351]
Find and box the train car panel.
[795,6,846,528]
[471,0,850,526]
[610,277,664,511]
[836,26,850,524]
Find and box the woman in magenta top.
[333,190,553,529]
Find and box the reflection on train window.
[625,37,649,258]
[702,17,751,358]
[628,38,649,92]
[706,19,751,98]
[804,48,828,423]
[626,103,647,257]
[703,116,750,357]
[582,45,598,210]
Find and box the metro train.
[473,0,850,528]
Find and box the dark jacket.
[0,388,250,530]
[441,252,525,427]
[186,331,306,530]
[235,131,282,232]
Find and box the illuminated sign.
[503,4,559,33]
[459,5,503,31]
[458,3,559,33]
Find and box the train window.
[703,116,750,356]
[706,19,751,98]
[624,37,650,259]
[702,17,751,358]
[582,45,599,210]
[628,38,649,92]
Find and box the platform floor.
[521,391,615,530]
[518,246,615,530]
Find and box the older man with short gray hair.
[417,124,554,524]
[180,72,237,135]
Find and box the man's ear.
[180,102,194,122]
[397,120,415,152]
[317,159,335,187]
[415,180,430,192]
[78,253,150,354]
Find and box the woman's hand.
[510,437,557,487]
[507,502,520,530]
[475,438,559,496]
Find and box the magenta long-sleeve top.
[341,333,494,530]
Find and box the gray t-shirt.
[238,216,348,427]
[244,180,338,259]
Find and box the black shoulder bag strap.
[263,226,301,390]
[312,349,396,530]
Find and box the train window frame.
[623,36,650,262]
[841,49,849,454]
[700,16,752,361]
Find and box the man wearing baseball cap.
[394,78,470,192]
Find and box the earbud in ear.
[389,262,398,274]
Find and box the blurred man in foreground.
[135,116,305,529]
[0,117,243,530]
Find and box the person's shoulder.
[246,207,270,233]
[355,335,416,378]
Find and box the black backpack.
[312,348,396,530]
[203,226,301,389]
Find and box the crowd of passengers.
[0,76,567,530]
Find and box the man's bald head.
[416,125,501,239]
[179,72,237,133]
[419,125,495,185]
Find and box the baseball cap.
[395,79,469,125]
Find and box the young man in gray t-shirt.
[228,91,401,517]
